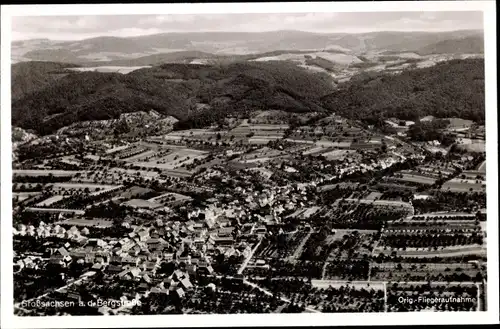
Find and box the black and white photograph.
[1,1,498,328]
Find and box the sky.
[12,12,484,41]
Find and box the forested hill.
[11,61,80,100]
[322,59,485,125]
[12,61,335,135]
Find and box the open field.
[441,179,485,193]
[123,150,156,162]
[148,192,192,204]
[457,142,486,153]
[35,195,69,207]
[236,147,288,164]
[123,199,164,209]
[321,149,356,161]
[105,144,130,154]
[13,170,81,177]
[130,148,208,170]
[13,192,42,202]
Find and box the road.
[237,238,263,275]
[14,271,96,310]
[310,279,478,288]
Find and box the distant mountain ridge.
[11,61,336,135]
[12,58,484,135]
[12,30,484,64]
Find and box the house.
[110,255,123,264]
[68,226,80,236]
[146,238,167,251]
[178,255,191,265]
[14,259,24,272]
[142,261,159,275]
[81,227,90,235]
[173,270,187,281]
[142,273,153,284]
[211,236,234,246]
[179,277,193,291]
[106,264,123,275]
[91,263,104,271]
[163,253,175,262]
[175,288,185,298]
[137,230,150,241]
[48,258,66,268]
[138,282,149,292]
[86,238,107,248]
[55,247,72,263]
[122,255,138,266]
[186,264,197,275]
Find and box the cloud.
[11,12,483,41]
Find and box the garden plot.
[254,228,310,259]
[236,147,287,164]
[59,155,81,166]
[286,206,322,220]
[49,183,121,194]
[74,168,160,184]
[130,148,208,170]
[310,280,385,290]
[105,144,130,154]
[321,149,356,161]
[370,262,481,282]
[375,219,485,258]
[302,146,329,156]
[229,124,288,141]
[415,165,455,178]
[457,141,485,153]
[325,230,379,261]
[122,149,156,162]
[315,140,352,148]
[148,192,192,204]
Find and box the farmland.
[370,263,483,282]
[373,215,485,259]
[315,200,413,230]
[441,178,485,193]
[254,228,310,260]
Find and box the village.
[12,110,487,315]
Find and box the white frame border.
[1,1,498,328]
